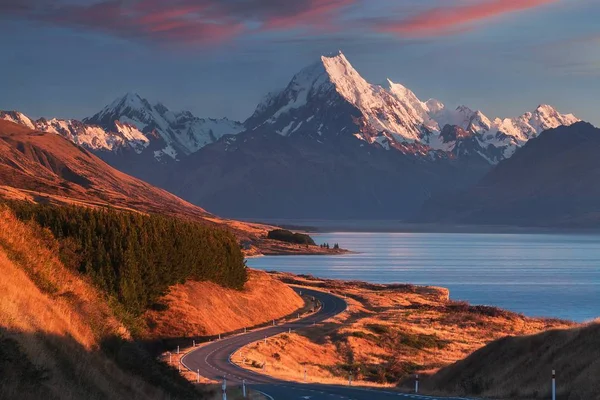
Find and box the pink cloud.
[2,0,356,45]
[378,0,559,37]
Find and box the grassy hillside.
[0,207,198,399]
[423,322,600,399]
[6,201,246,319]
[145,269,305,338]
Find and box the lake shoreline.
[247,231,600,323]
[239,219,600,235]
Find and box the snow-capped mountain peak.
[244,52,581,163]
[85,93,244,159]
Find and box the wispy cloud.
[376,0,559,37]
[0,0,358,45]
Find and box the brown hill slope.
[0,119,212,219]
[0,208,197,400]
[424,322,600,399]
[0,120,329,254]
[144,270,305,339]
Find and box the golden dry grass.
[425,321,600,399]
[0,208,180,399]
[232,273,575,388]
[144,269,305,338]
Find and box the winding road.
[181,288,471,400]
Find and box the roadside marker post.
[168,352,172,363]
[219,333,221,340]
[222,377,227,400]
[242,379,246,398]
[177,346,180,355]
[289,328,292,333]
[415,374,419,394]
[273,319,275,326]
[193,340,195,347]
[244,327,247,333]
[349,374,352,386]
[196,369,200,383]
[264,336,267,344]
[552,370,556,400]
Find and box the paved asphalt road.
[181,287,471,400]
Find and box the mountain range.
[1,52,585,221]
[418,122,600,227]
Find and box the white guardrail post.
[242,379,246,398]
[552,370,556,400]
[415,374,419,394]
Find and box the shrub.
[267,229,316,245]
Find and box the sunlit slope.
[145,270,305,338]
[0,208,189,399]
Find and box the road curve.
[181,287,471,400]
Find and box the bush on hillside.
[267,229,316,245]
[6,201,247,316]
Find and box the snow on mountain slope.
[85,93,243,159]
[0,111,148,153]
[1,52,580,166]
[0,111,36,130]
[245,52,441,151]
[245,51,580,164]
[2,95,243,161]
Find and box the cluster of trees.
[319,243,340,250]
[7,201,247,315]
[267,229,316,246]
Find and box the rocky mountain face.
[417,122,600,227]
[0,52,583,220]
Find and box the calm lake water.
[247,232,600,322]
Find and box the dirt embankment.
[232,273,575,389]
[144,269,305,339]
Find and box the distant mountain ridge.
[417,122,600,227]
[1,52,579,166]
[241,52,579,164]
[1,94,244,162]
[0,52,586,220]
[84,93,243,160]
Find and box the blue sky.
[0,0,599,125]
